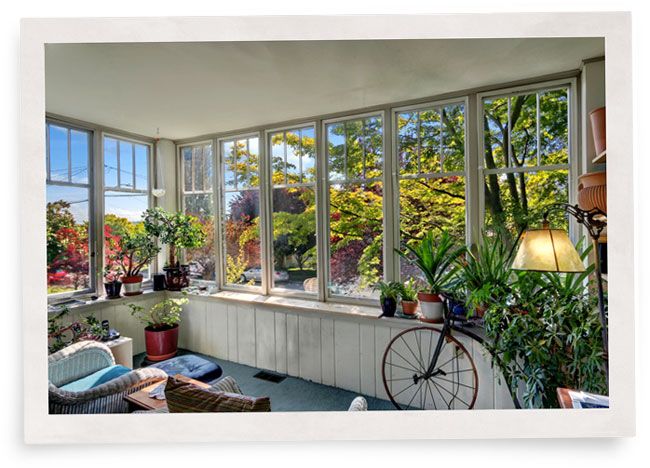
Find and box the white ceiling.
[45,39,604,140]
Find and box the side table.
[105,336,133,369]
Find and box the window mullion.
[536,92,541,166]
[67,128,72,183]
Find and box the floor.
[134,349,396,412]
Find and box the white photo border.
[21,13,634,443]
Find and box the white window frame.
[477,78,579,238]
[264,123,319,299]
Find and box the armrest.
[48,341,116,387]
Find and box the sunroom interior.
[45,38,608,413]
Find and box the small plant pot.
[104,281,122,299]
[381,297,397,317]
[418,292,444,321]
[475,305,488,318]
[164,265,190,291]
[577,171,607,214]
[401,300,419,315]
[122,275,144,296]
[144,324,179,361]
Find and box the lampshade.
[511,228,585,273]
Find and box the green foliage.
[113,231,160,277]
[47,308,104,354]
[143,207,207,266]
[129,294,189,329]
[396,230,465,295]
[399,278,419,302]
[374,281,402,301]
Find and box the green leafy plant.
[143,207,207,267]
[128,295,189,329]
[374,281,402,301]
[112,231,160,277]
[399,278,419,302]
[395,230,465,295]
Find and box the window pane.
[134,144,149,191]
[70,129,89,184]
[483,170,569,243]
[483,97,508,169]
[441,104,466,172]
[397,112,418,175]
[223,141,236,190]
[399,177,466,283]
[329,182,383,298]
[419,109,441,173]
[185,194,215,281]
[236,138,260,189]
[182,147,193,192]
[272,187,317,293]
[104,137,118,188]
[345,120,364,180]
[540,89,569,165]
[119,141,134,188]
[204,144,213,191]
[193,147,204,192]
[46,185,90,294]
[223,190,261,287]
[364,116,383,179]
[327,123,345,181]
[510,94,538,167]
[49,124,68,182]
[301,127,316,183]
[270,132,285,184]
[285,131,301,183]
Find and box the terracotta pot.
[475,305,488,318]
[578,171,607,213]
[401,300,419,315]
[417,292,444,321]
[589,107,606,156]
[122,275,143,296]
[144,324,179,361]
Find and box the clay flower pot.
[144,324,179,361]
[578,171,607,214]
[417,292,444,321]
[401,300,419,316]
[589,107,606,156]
[122,275,144,296]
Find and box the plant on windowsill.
[375,281,402,318]
[112,231,160,296]
[128,294,189,362]
[143,208,207,291]
[395,230,466,322]
[398,278,419,316]
[103,266,123,299]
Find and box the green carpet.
[134,349,396,412]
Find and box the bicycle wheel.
[381,326,479,410]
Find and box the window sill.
[47,288,165,315]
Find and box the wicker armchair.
[48,341,167,414]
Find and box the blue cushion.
[149,355,222,382]
[60,365,132,392]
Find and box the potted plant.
[396,231,465,321]
[399,278,419,315]
[103,266,123,299]
[143,208,207,291]
[114,231,160,296]
[375,281,402,317]
[128,295,189,361]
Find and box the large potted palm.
[128,295,189,361]
[396,231,465,321]
[143,208,207,291]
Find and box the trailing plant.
[483,240,607,408]
[47,308,104,353]
[143,208,206,268]
[395,231,466,295]
[128,294,189,329]
[399,278,419,302]
[374,281,402,301]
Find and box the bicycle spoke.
[432,375,476,390]
[404,380,424,410]
[430,378,451,409]
[400,335,426,372]
[385,376,417,382]
[426,380,437,410]
[431,378,471,408]
[385,361,422,373]
[391,381,419,399]
[390,348,423,373]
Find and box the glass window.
[46,123,92,295]
[396,103,466,285]
[269,126,318,294]
[181,143,215,281]
[221,136,261,288]
[482,87,570,243]
[326,116,383,299]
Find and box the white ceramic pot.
[417,292,444,320]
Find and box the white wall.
[154,138,177,268]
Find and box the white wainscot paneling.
[359,323,376,397]
[374,325,392,400]
[286,313,299,377]
[227,303,238,362]
[298,315,321,383]
[236,305,256,366]
[205,301,229,359]
[320,318,335,386]
[274,312,287,374]
[334,320,360,393]
[255,308,276,371]
[179,298,206,354]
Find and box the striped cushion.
[165,376,271,413]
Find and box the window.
[103,135,152,278]
[482,87,570,243]
[396,102,467,284]
[268,126,318,294]
[220,135,261,288]
[325,115,383,299]
[46,123,93,295]
[181,143,215,281]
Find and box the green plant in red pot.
[398,278,419,315]
[129,294,188,362]
[396,231,465,322]
[114,231,160,296]
[143,208,207,291]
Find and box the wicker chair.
[48,341,168,414]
